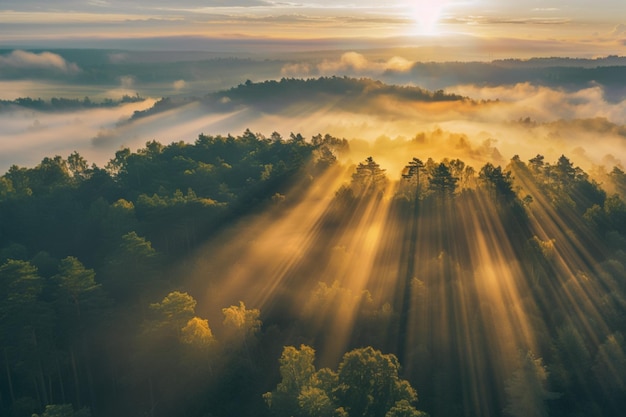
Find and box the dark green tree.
[351,157,388,197]
[504,351,559,417]
[428,163,458,198]
[402,158,425,200]
[264,345,317,417]
[0,259,54,409]
[53,257,102,319]
[555,155,576,187]
[336,347,418,417]
[385,400,429,417]
[479,163,515,201]
[528,154,545,174]
[101,231,160,302]
[67,152,90,182]
[592,332,626,399]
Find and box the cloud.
[126,0,272,6]
[318,52,370,73]
[449,16,570,25]
[0,99,155,173]
[532,8,559,12]
[280,62,313,76]
[173,79,187,90]
[610,23,626,37]
[0,0,275,14]
[119,75,135,89]
[384,56,414,72]
[281,52,414,78]
[0,0,272,10]
[0,50,80,74]
[108,52,129,63]
[449,83,626,124]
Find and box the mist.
[0,99,155,171]
[3,74,626,178]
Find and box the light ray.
[186,163,352,328]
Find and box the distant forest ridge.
[0,93,145,111]
[6,56,626,118]
[490,55,626,68]
[0,77,471,117]
[129,77,475,121]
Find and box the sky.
[0,1,625,58]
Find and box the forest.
[128,77,471,122]
[1,128,626,417]
[0,95,146,112]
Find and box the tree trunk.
[4,348,15,405]
[32,329,49,406]
[48,375,53,405]
[56,355,66,404]
[149,377,156,417]
[33,376,42,408]
[83,339,96,410]
[71,346,81,406]
[396,197,419,363]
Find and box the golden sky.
[0,1,624,58]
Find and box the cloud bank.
[0,50,80,74]
[281,52,414,77]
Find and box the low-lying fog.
[1,49,626,175]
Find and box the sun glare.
[409,0,449,35]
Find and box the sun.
[409,0,449,35]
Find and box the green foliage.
[604,194,626,232]
[2,128,626,417]
[264,345,318,416]
[101,231,160,301]
[427,162,458,197]
[549,324,593,409]
[0,259,42,304]
[54,257,99,305]
[0,176,15,199]
[203,77,469,113]
[180,316,215,347]
[298,387,336,417]
[67,152,89,181]
[504,351,559,417]
[149,291,197,328]
[479,163,515,201]
[0,130,331,415]
[222,301,262,336]
[400,158,426,200]
[385,400,429,417]
[592,332,626,395]
[609,166,626,197]
[265,345,423,417]
[555,155,576,186]
[336,347,417,417]
[1,95,144,111]
[351,157,388,197]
